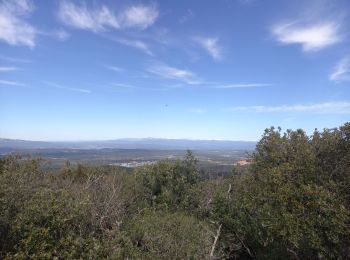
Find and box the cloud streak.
[122,4,158,30]
[58,1,119,32]
[52,29,70,41]
[215,83,273,88]
[329,55,350,83]
[147,63,197,84]
[272,22,341,52]
[109,82,136,89]
[179,9,194,24]
[58,1,158,32]
[194,37,223,60]
[0,55,31,63]
[0,79,27,86]
[146,62,273,88]
[0,0,37,47]
[43,81,91,94]
[189,108,207,113]
[104,65,124,72]
[224,102,350,114]
[116,38,153,56]
[108,82,174,92]
[0,66,18,72]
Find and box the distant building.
[109,161,157,168]
[235,160,250,166]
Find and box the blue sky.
[0,0,349,141]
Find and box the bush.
[120,211,212,259]
[213,125,350,259]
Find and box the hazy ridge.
[0,138,256,150]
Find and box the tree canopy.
[0,124,349,259]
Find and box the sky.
[0,0,349,141]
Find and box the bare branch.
[210,224,222,259]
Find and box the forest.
[0,123,349,259]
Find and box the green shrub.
[120,211,212,259]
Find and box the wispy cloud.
[224,101,350,114]
[40,28,71,41]
[116,38,153,56]
[53,29,70,41]
[58,1,119,32]
[43,81,91,94]
[108,82,172,92]
[189,108,207,113]
[0,79,27,86]
[329,55,350,83]
[58,1,158,33]
[272,21,341,52]
[121,4,158,30]
[194,37,223,61]
[104,65,124,72]
[0,55,31,63]
[179,9,194,24]
[0,66,18,72]
[215,83,273,88]
[109,83,136,89]
[146,63,272,88]
[0,0,37,47]
[147,63,197,84]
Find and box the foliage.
[213,124,350,259]
[1,124,349,259]
[120,211,212,259]
[133,150,200,210]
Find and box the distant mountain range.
[0,138,256,151]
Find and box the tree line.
[0,123,349,259]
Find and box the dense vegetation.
[1,123,349,259]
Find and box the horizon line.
[0,137,258,143]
